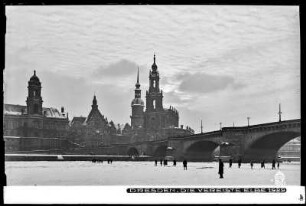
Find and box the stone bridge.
[104,119,301,162]
[169,119,301,162]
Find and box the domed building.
[4,71,69,153]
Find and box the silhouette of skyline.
[4,5,300,132]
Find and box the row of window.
[4,120,67,130]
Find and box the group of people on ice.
[154,159,187,170]
[154,158,280,178]
[218,158,280,178]
[91,159,113,164]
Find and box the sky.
[4,5,300,132]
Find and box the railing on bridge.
[169,119,301,139]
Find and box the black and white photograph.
[3,4,303,204]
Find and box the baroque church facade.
[130,55,194,142]
[4,71,69,153]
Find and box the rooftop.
[4,104,67,119]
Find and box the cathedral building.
[144,54,179,131]
[3,71,69,153]
[130,55,193,141]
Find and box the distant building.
[3,71,69,153]
[69,95,109,148]
[130,55,194,141]
[68,95,130,153]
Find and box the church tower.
[92,94,98,110]
[146,54,163,112]
[26,70,43,115]
[131,68,144,129]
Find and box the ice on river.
[5,161,300,186]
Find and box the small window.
[153,100,156,109]
[153,80,156,88]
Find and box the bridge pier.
[219,145,242,161]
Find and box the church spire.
[131,67,144,129]
[135,67,140,88]
[92,94,98,109]
[137,67,139,83]
[135,68,141,98]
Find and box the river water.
[5,161,300,186]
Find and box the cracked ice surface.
[5,161,300,186]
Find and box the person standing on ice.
[250,160,254,169]
[218,159,224,178]
[272,159,276,170]
[173,160,176,166]
[261,160,265,169]
[238,158,242,168]
[160,159,163,166]
[229,158,232,168]
[183,160,188,170]
[277,161,280,169]
[154,160,157,166]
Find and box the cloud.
[92,59,139,78]
[163,90,190,107]
[4,67,136,125]
[177,72,243,94]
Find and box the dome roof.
[151,54,158,70]
[29,70,41,84]
[131,98,144,106]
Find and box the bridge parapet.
[222,119,300,133]
[169,130,222,141]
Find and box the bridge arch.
[153,145,168,158]
[127,147,139,157]
[184,140,219,161]
[244,131,300,161]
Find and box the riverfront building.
[4,71,69,153]
[129,55,194,143]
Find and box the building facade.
[68,95,132,154]
[3,71,69,153]
[130,55,194,142]
[69,95,110,148]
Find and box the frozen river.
[5,161,300,186]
